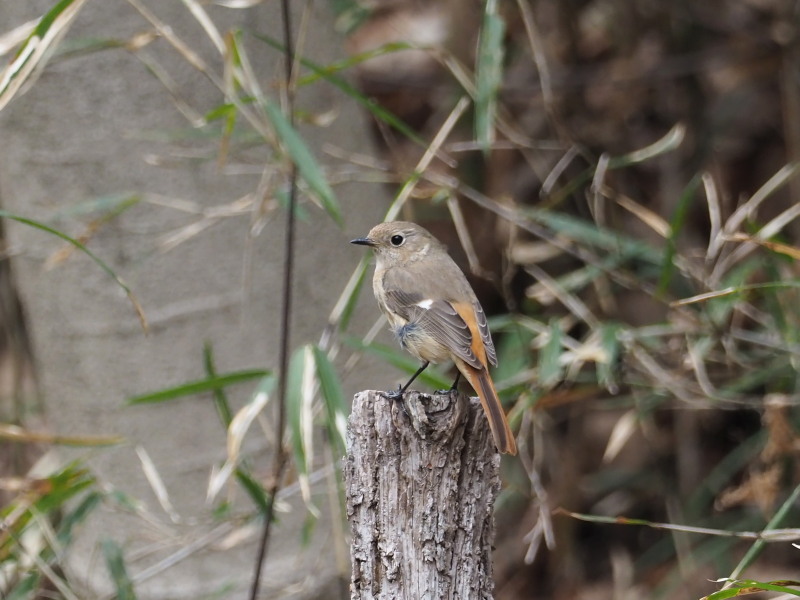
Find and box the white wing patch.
[415,299,434,310]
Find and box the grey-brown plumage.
[351,221,516,454]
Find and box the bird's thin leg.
[386,361,429,400]
[449,371,461,391]
[435,370,461,395]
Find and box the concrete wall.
[0,2,387,597]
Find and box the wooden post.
[345,390,501,600]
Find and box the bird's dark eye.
[390,234,405,246]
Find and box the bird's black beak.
[350,237,375,247]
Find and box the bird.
[351,221,517,455]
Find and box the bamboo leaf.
[203,342,233,427]
[207,374,274,504]
[657,173,702,295]
[287,345,320,516]
[251,33,426,148]
[101,538,137,600]
[702,580,800,600]
[127,369,270,405]
[475,0,505,155]
[538,320,563,389]
[0,210,148,331]
[0,0,89,111]
[726,481,800,581]
[262,97,341,225]
[597,322,620,392]
[312,345,347,455]
[234,469,269,513]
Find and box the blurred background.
[1,0,799,598]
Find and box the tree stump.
[345,389,501,600]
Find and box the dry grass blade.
[725,233,800,260]
[136,446,180,523]
[126,0,217,82]
[558,509,800,541]
[608,186,671,238]
[0,423,123,446]
[603,410,638,463]
[541,145,580,199]
[525,263,599,329]
[207,382,271,503]
[181,0,225,54]
[703,172,722,264]
[671,287,738,306]
[514,0,564,138]
[686,337,717,397]
[386,95,470,221]
[614,122,686,165]
[589,153,610,226]
[447,195,490,278]
[214,0,264,6]
[707,163,799,264]
[711,197,800,282]
[133,50,206,126]
[19,540,81,600]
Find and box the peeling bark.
[345,390,500,600]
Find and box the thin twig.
[248,0,298,597]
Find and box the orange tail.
[457,361,517,455]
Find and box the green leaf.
[203,342,233,427]
[700,587,741,600]
[262,98,341,225]
[522,207,662,264]
[702,580,800,599]
[50,191,141,220]
[475,0,505,155]
[3,573,39,600]
[234,469,269,513]
[726,481,800,581]
[127,369,270,405]
[57,490,103,547]
[0,210,147,331]
[35,463,95,516]
[332,257,370,332]
[101,538,137,600]
[286,346,319,516]
[0,0,89,111]
[538,320,563,389]
[287,346,311,474]
[312,345,348,455]
[657,173,702,296]
[597,322,621,392]
[493,320,535,381]
[250,33,426,149]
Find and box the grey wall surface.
[0,2,387,597]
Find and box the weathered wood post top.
[345,389,502,600]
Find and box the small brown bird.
[351,221,517,455]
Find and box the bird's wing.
[472,301,497,367]
[383,286,483,369]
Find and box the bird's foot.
[435,383,460,395]
[382,384,405,401]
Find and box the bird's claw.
[382,384,405,401]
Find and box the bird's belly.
[394,322,451,364]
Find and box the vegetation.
[1,0,800,598]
